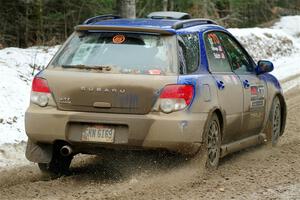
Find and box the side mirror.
[256,60,274,75]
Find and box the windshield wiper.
[62,65,112,71]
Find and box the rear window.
[49,32,178,75]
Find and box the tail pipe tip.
[60,145,73,156]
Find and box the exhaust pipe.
[60,145,73,157]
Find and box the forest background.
[0,0,299,47]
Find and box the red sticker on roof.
[113,34,126,44]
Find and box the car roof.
[76,17,227,35]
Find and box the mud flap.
[25,139,53,163]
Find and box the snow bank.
[0,46,59,144]
[228,16,300,62]
[273,15,300,37]
[229,15,300,89]
[228,28,297,61]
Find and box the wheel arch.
[205,107,226,140]
[214,109,224,136]
[276,93,287,136]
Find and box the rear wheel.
[198,114,222,170]
[38,150,73,178]
[267,96,282,146]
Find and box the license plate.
[81,125,114,143]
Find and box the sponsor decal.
[207,33,226,60]
[250,85,265,109]
[251,86,258,95]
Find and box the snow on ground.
[228,15,300,62]
[0,16,300,167]
[0,142,29,168]
[273,15,300,37]
[0,46,59,145]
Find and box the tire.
[266,96,282,146]
[38,152,73,178]
[198,113,222,170]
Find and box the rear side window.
[177,33,200,74]
[204,32,232,73]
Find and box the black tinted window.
[217,32,254,74]
[177,33,200,74]
[204,32,232,73]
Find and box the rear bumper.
[25,105,208,154]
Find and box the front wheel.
[198,114,222,170]
[266,96,282,146]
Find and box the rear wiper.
[62,65,112,71]
[62,64,86,69]
[92,65,112,71]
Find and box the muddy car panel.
[25,16,286,163]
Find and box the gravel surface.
[0,89,300,200]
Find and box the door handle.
[243,80,250,89]
[216,80,225,90]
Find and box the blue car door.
[203,32,244,144]
[217,32,267,138]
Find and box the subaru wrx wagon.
[25,12,286,175]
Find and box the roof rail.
[147,11,191,20]
[172,19,217,29]
[83,14,122,25]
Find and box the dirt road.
[1,89,300,200]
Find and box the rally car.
[25,11,286,175]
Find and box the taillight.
[32,77,51,93]
[30,77,51,107]
[158,84,194,113]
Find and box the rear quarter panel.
[178,74,220,114]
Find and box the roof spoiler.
[83,14,122,25]
[75,25,175,35]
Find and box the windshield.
[49,32,178,75]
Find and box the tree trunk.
[203,0,208,18]
[117,0,136,18]
[25,0,29,47]
[170,0,174,11]
[163,0,168,11]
